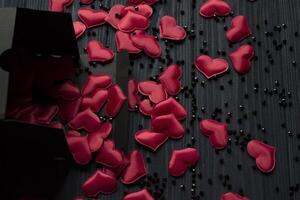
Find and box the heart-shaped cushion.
[139,99,154,116]
[73,21,86,39]
[68,108,102,132]
[199,0,232,18]
[195,55,229,79]
[105,4,125,29]
[123,189,154,200]
[121,4,153,18]
[49,0,73,12]
[152,114,185,139]
[159,64,182,96]
[115,31,142,54]
[86,40,114,63]
[95,140,124,168]
[230,44,255,74]
[118,11,150,33]
[78,8,107,28]
[82,74,112,97]
[159,16,186,40]
[221,192,250,200]
[138,81,167,104]
[81,89,108,113]
[135,129,168,151]
[226,15,252,43]
[105,84,127,117]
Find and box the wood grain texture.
[0,0,300,200]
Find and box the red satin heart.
[118,11,150,33]
[102,152,129,177]
[138,81,167,104]
[247,140,276,173]
[105,4,125,29]
[168,148,199,177]
[86,40,114,63]
[131,30,161,58]
[81,90,108,113]
[73,21,86,39]
[151,97,187,121]
[128,0,158,5]
[87,132,103,153]
[66,131,91,165]
[49,0,73,12]
[139,99,154,116]
[58,97,82,122]
[78,8,107,28]
[121,150,148,184]
[105,84,127,117]
[121,4,153,18]
[199,0,232,18]
[128,79,140,111]
[135,129,168,151]
[199,119,228,149]
[115,31,142,54]
[226,15,252,43]
[159,16,186,40]
[152,114,185,139]
[123,189,154,200]
[48,82,81,101]
[230,44,255,74]
[89,122,112,140]
[195,55,229,79]
[82,74,112,97]
[221,192,250,200]
[80,0,94,4]
[82,170,117,197]
[68,108,102,132]
[159,64,182,96]
[95,140,124,168]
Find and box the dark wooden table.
[1,0,300,200]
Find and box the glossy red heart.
[199,119,228,149]
[151,97,187,121]
[105,4,125,29]
[80,0,94,4]
[135,129,168,151]
[82,170,117,197]
[81,89,108,113]
[95,140,124,168]
[58,97,82,122]
[115,31,142,54]
[121,150,148,184]
[247,140,276,173]
[102,152,129,177]
[128,0,158,5]
[226,15,252,43]
[128,79,141,111]
[73,21,86,39]
[131,30,161,58]
[159,64,182,96]
[87,132,103,153]
[138,81,167,104]
[82,74,112,97]
[230,44,255,74]
[68,108,102,132]
[168,148,199,177]
[66,131,91,165]
[86,40,114,63]
[89,122,112,139]
[139,99,154,116]
[121,4,153,18]
[199,0,232,18]
[49,0,73,12]
[152,114,185,139]
[105,84,127,117]
[195,55,229,79]
[123,189,154,200]
[78,8,107,28]
[48,82,81,101]
[220,192,250,200]
[159,16,186,40]
[118,11,150,33]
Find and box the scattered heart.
[195,55,229,79]
[86,40,114,63]
[152,114,185,139]
[118,11,150,33]
[68,108,102,132]
[123,189,154,200]
[135,129,168,151]
[82,74,112,97]
[78,8,107,28]
[230,44,255,74]
[159,64,182,96]
[138,81,167,104]
[199,0,232,18]
[115,31,142,54]
[105,84,127,117]
[226,15,252,43]
[49,0,73,12]
[95,140,124,168]
[159,16,186,40]
[81,89,108,113]
[73,21,86,39]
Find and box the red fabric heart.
[221,192,250,200]
[81,90,108,113]
[159,16,186,40]
[102,152,129,177]
[73,21,86,39]
[247,140,276,173]
[195,55,229,79]
[105,4,125,29]
[48,82,81,101]
[151,97,187,121]
[66,131,92,165]
[105,84,127,117]
[115,31,142,54]
[131,30,161,58]
[128,79,141,111]
[68,108,102,132]
[199,119,228,149]
[121,150,148,184]
[199,0,232,18]
[123,189,154,200]
[118,11,150,33]
[135,129,168,151]
[121,4,153,18]
[80,0,94,4]
[58,97,82,122]
[82,74,112,97]
[89,122,112,139]
[78,8,107,28]
[82,170,117,197]
[168,148,199,177]
[152,114,185,139]
[49,0,73,12]
[230,44,255,74]
[86,40,114,63]
[128,0,158,5]
[139,99,154,116]
[159,64,182,96]
[95,140,124,168]
[226,15,252,43]
[87,132,103,153]
[138,81,167,104]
